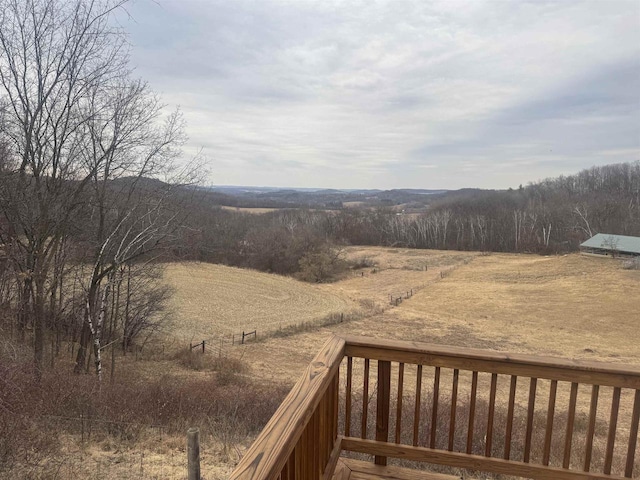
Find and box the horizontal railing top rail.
[343,335,640,389]
[230,336,345,480]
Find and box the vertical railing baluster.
[345,356,352,437]
[430,366,440,449]
[319,387,326,473]
[604,386,621,475]
[375,360,391,465]
[524,377,538,463]
[563,382,579,469]
[485,373,498,457]
[448,369,459,451]
[313,406,319,477]
[413,364,423,446]
[294,443,301,479]
[333,372,339,442]
[300,421,307,478]
[396,362,404,444]
[625,389,640,478]
[466,371,478,454]
[362,358,370,439]
[584,384,599,472]
[504,375,517,460]
[543,380,558,466]
[288,448,295,480]
[320,397,325,478]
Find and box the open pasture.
[162,262,354,343]
[219,205,280,214]
[334,246,478,307]
[240,250,640,382]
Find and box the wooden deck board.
[333,458,463,480]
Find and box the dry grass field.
[333,246,477,307]
[240,250,640,381]
[219,206,280,214]
[158,249,640,387]
[13,249,636,479]
[162,262,355,344]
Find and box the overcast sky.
[119,0,640,190]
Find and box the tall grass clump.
[0,344,289,476]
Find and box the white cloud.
[120,0,640,189]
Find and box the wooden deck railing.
[230,336,345,480]
[230,335,640,480]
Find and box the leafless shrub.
[173,348,216,371]
[622,257,640,270]
[0,349,288,475]
[351,256,376,269]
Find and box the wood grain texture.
[230,336,345,480]
[341,437,629,480]
[340,458,462,480]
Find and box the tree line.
[0,0,198,381]
[180,162,640,270]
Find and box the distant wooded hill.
[179,162,639,264]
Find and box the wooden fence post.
[187,427,201,480]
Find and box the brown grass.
[326,246,477,308]
[0,352,289,479]
[8,248,636,478]
[241,251,639,382]
[162,262,355,342]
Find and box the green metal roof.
[580,233,640,255]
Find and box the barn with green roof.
[580,233,640,257]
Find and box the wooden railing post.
[375,360,391,466]
[187,427,201,480]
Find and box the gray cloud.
[119,0,640,189]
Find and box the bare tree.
[0,0,130,375]
[70,75,190,377]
